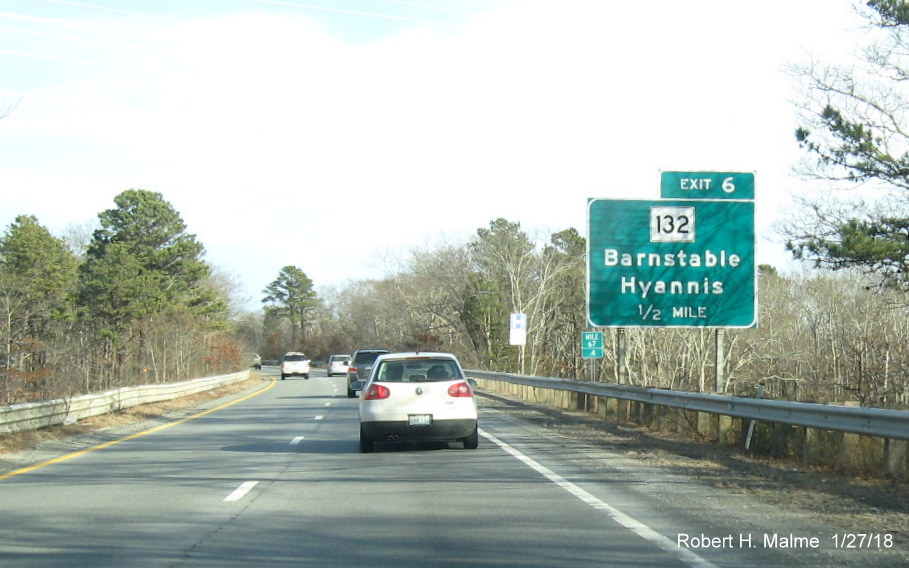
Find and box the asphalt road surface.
[0,368,903,567]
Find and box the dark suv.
[346,349,390,398]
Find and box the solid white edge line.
[223,481,259,503]
[479,430,719,568]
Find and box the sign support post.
[715,328,725,394]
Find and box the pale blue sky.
[0,0,867,309]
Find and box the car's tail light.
[364,384,391,400]
[447,382,474,398]
[349,366,358,374]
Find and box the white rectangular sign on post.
[509,312,526,346]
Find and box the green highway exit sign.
[661,171,754,200]
[587,198,756,328]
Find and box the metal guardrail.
[0,370,251,435]
[466,370,909,442]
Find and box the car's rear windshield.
[284,355,307,361]
[330,355,349,362]
[354,351,387,364]
[374,358,462,383]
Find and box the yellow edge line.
[0,378,278,481]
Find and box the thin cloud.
[0,47,128,68]
[371,0,483,16]
[0,10,156,36]
[0,25,150,51]
[37,0,183,22]
[249,0,463,27]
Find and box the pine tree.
[0,215,78,401]
[262,266,319,350]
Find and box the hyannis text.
[621,277,723,298]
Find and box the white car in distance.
[326,354,351,377]
[280,352,311,380]
[354,352,478,453]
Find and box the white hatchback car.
[356,352,478,453]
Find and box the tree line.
[6,192,908,411]
[0,190,238,405]
[262,220,586,377]
[261,223,908,410]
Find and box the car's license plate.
[408,414,432,426]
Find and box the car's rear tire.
[347,387,356,398]
[359,427,374,453]
[281,374,286,380]
[462,425,479,449]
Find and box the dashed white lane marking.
[223,481,259,503]
[480,430,719,568]
[290,436,304,445]
[314,415,324,421]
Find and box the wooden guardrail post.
[839,401,862,471]
[596,396,607,418]
[837,401,887,474]
[700,412,717,440]
[885,439,908,480]
[629,400,639,423]
[717,414,736,445]
[616,398,629,423]
[606,397,618,419]
[639,402,653,428]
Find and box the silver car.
[326,354,351,377]
[346,349,389,398]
